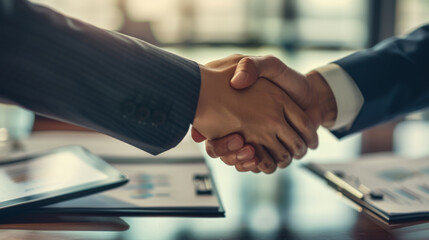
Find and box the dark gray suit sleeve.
[0,0,201,155]
[332,24,429,138]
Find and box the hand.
[193,55,337,172]
[192,55,318,173]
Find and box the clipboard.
[31,157,225,217]
[305,154,429,222]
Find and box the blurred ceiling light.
[126,0,177,21]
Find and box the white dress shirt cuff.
[313,63,364,131]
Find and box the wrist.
[306,71,337,128]
[193,65,240,139]
[193,65,215,133]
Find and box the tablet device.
[0,145,128,216]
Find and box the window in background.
[31,0,123,31]
[393,0,429,156]
[396,0,429,35]
[31,0,368,49]
[296,0,367,48]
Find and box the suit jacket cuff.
[314,63,364,131]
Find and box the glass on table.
[0,104,35,158]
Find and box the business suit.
[0,0,201,154]
[333,24,429,137]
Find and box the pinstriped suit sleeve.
[0,0,201,155]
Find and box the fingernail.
[237,148,252,161]
[232,71,248,85]
[243,160,256,170]
[228,137,242,151]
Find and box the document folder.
[33,158,224,217]
[305,154,429,222]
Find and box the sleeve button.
[151,110,167,127]
[137,106,151,124]
[120,101,136,118]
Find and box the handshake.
[192,54,338,174]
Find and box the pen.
[324,171,365,200]
[325,171,384,200]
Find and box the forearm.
[0,0,201,154]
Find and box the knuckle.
[259,160,276,173]
[212,141,227,156]
[221,156,237,166]
[275,151,291,168]
[263,165,277,174]
[295,146,307,159]
[278,158,292,168]
[239,57,256,69]
[235,164,247,172]
[264,55,284,67]
[205,142,217,158]
[291,139,305,156]
[300,115,313,130]
[310,136,319,149]
[280,151,292,163]
[264,55,278,61]
[230,53,245,59]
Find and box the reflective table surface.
[1,130,429,240]
[1,164,429,240]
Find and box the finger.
[281,94,319,149]
[236,144,256,162]
[278,157,292,169]
[264,139,293,169]
[220,155,239,166]
[205,141,217,158]
[254,145,277,174]
[219,144,255,166]
[191,127,206,143]
[276,120,307,159]
[206,134,244,158]
[252,169,261,174]
[230,57,260,89]
[231,55,286,90]
[235,157,258,172]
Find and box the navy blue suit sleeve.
[332,24,429,138]
[0,0,201,154]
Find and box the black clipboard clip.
[193,174,213,195]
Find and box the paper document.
[37,161,224,217]
[307,154,429,221]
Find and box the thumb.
[230,57,260,89]
[191,127,206,143]
[243,55,312,110]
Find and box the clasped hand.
[192,54,337,174]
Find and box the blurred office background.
[29,0,429,48]
[9,0,429,238]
